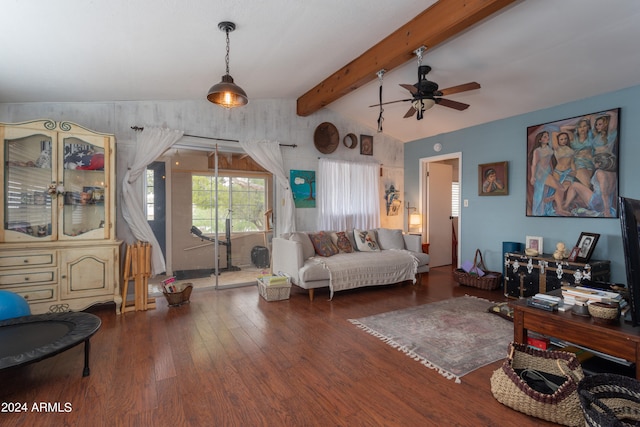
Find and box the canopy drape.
[238,140,296,235]
[121,127,184,275]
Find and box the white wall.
[0,99,405,245]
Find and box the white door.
[426,162,453,267]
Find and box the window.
[192,174,268,234]
[145,169,154,220]
[451,182,460,218]
[317,159,380,230]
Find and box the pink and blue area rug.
[349,295,512,383]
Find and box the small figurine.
[553,242,567,260]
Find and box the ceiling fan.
[370,47,480,121]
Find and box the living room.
[2,1,640,425]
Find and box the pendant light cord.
[224,27,231,75]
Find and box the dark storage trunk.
[504,252,610,299]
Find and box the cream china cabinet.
[0,120,121,313]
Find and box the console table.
[511,299,640,379]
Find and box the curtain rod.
[131,126,297,148]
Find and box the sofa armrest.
[272,237,304,284]
[403,233,422,253]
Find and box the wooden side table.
[511,299,640,379]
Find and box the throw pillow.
[309,231,339,257]
[353,229,380,252]
[376,228,405,250]
[331,231,354,253]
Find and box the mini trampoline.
[0,311,101,377]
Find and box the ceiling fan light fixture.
[207,21,248,109]
[414,98,435,110]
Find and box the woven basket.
[163,283,193,307]
[490,342,585,426]
[578,373,640,427]
[453,249,502,290]
[257,278,291,301]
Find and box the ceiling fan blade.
[403,106,417,118]
[399,83,418,95]
[439,82,481,96]
[436,98,470,111]
[368,98,413,108]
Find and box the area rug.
[348,295,512,383]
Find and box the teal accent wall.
[405,84,640,284]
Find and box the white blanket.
[311,249,418,299]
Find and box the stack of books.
[561,286,623,306]
[526,294,561,311]
[259,274,290,287]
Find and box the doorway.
[419,152,461,268]
[146,161,166,258]
[146,148,273,291]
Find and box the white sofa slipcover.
[272,228,429,301]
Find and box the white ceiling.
[2,0,640,142]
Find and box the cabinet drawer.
[0,269,57,286]
[12,286,57,303]
[0,252,56,269]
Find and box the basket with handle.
[452,249,502,290]
[491,342,585,426]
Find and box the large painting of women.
[526,108,620,218]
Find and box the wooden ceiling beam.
[296,0,517,117]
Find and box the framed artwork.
[574,232,600,263]
[290,170,316,208]
[526,108,620,218]
[525,235,544,254]
[478,161,508,196]
[384,184,400,216]
[360,134,373,156]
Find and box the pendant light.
[207,21,248,108]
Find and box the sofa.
[272,228,429,301]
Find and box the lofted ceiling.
[2,0,640,143]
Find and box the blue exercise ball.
[0,290,31,321]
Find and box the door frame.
[419,151,462,268]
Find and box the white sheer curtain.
[238,139,296,235]
[317,158,380,230]
[121,127,184,275]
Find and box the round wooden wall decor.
[313,122,339,154]
[343,133,357,149]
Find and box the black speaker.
[251,246,270,269]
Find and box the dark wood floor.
[0,267,558,427]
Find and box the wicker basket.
[490,342,585,426]
[453,249,502,290]
[163,283,193,307]
[257,277,291,301]
[578,373,640,426]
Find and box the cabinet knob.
[24,277,30,281]
[61,275,67,279]
[23,259,29,263]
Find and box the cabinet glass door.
[3,131,56,241]
[60,135,107,240]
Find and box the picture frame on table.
[575,232,600,263]
[567,246,580,262]
[525,235,544,254]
